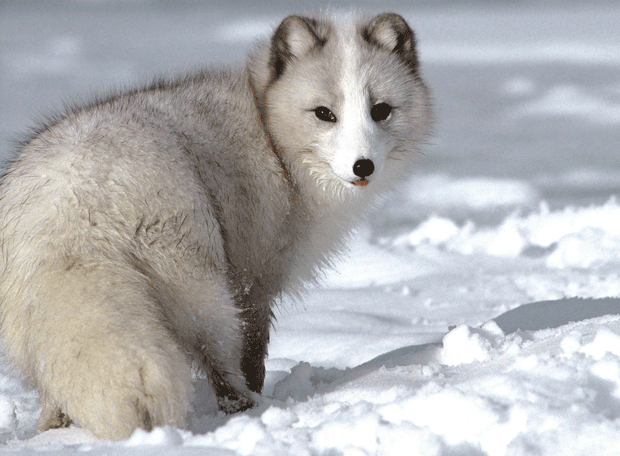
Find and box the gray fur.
[0,12,431,439]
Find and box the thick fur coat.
[0,12,431,439]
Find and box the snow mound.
[125,426,184,447]
[441,321,505,366]
[183,311,620,456]
[392,198,620,268]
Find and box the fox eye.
[314,106,337,123]
[371,103,392,122]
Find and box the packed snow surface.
[1,1,620,455]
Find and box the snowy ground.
[1,1,620,454]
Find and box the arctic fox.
[0,12,431,439]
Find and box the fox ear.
[363,13,419,73]
[270,15,327,79]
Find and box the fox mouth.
[352,179,369,187]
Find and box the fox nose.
[353,159,375,179]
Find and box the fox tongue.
[354,179,369,187]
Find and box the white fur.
[0,13,431,440]
[331,31,389,184]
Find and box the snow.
[510,84,620,126]
[388,197,620,268]
[2,0,620,454]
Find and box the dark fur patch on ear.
[269,15,327,80]
[362,13,419,73]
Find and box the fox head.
[249,13,431,204]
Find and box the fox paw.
[217,394,256,414]
[39,406,73,431]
